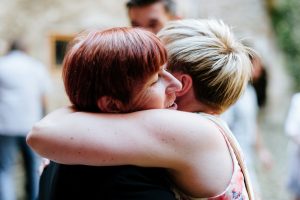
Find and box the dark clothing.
[38,161,175,200]
[0,135,40,200]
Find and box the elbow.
[26,123,49,157]
[26,124,38,147]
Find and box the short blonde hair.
[158,19,255,111]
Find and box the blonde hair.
[158,19,255,111]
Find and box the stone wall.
[0,0,130,109]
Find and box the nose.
[164,71,182,94]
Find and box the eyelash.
[151,77,160,86]
[163,68,169,73]
[151,72,163,86]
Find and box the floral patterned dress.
[172,113,254,200]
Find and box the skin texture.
[97,65,181,112]
[128,66,180,111]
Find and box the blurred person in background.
[126,0,180,34]
[0,39,51,200]
[222,54,273,199]
[251,57,268,109]
[285,92,300,200]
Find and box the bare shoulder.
[131,110,233,196]
[130,109,223,151]
[131,109,220,135]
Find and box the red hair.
[63,27,167,112]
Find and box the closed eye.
[150,77,159,86]
[148,19,159,28]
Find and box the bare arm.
[27,107,233,196]
[27,107,219,168]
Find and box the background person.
[126,0,180,34]
[0,39,51,200]
[285,93,300,200]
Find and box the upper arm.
[27,109,220,170]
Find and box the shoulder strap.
[200,113,255,200]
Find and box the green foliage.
[271,0,300,90]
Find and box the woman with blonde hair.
[28,19,255,199]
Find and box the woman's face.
[130,64,182,111]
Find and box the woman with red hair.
[36,27,182,200]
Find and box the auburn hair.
[63,27,167,112]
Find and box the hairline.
[126,0,176,16]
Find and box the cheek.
[132,87,165,110]
[138,95,153,109]
[154,23,164,33]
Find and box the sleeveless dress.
[173,113,255,200]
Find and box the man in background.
[0,40,51,200]
[126,0,180,34]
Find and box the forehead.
[128,2,168,21]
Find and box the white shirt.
[285,93,300,139]
[0,51,51,135]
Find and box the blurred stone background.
[0,0,295,199]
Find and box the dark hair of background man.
[126,0,177,16]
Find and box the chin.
[166,103,178,110]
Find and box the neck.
[176,93,221,115]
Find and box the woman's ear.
[175,74,193,97]
[97,96,124,113]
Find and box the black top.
[38,162,176,200]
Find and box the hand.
[39,158,50,175]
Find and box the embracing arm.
[27,107,233,196]
[27,107,220,167]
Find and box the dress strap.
[198,113,255,200]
